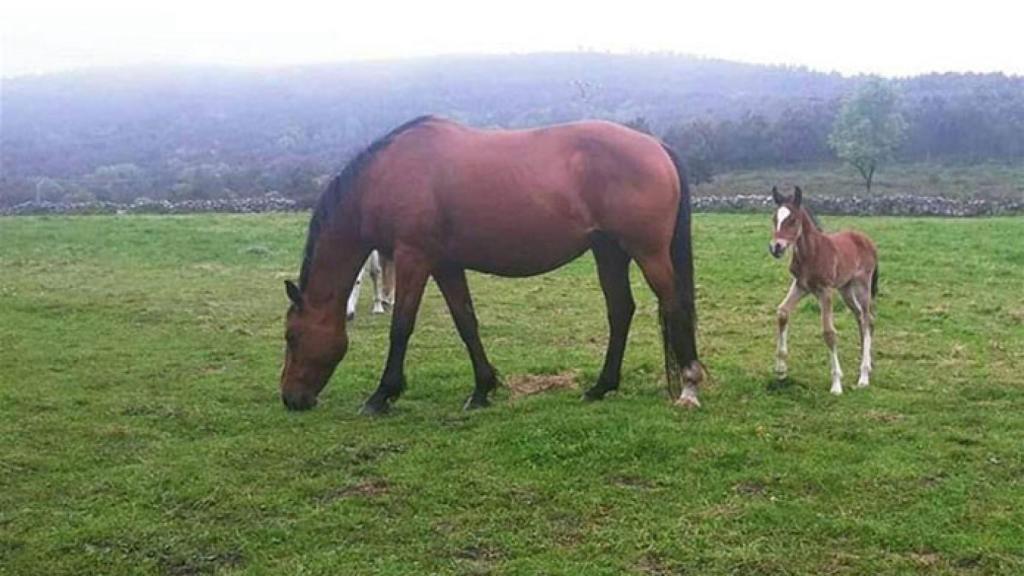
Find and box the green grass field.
[2,213,1023,575]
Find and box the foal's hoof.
[359,399,391,416]
[463,395,491,411]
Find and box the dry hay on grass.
[506,371,579,399]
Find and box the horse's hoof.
[674,395,701,409]
[857,375,870,388]
[830,385,843,396]
[582,387,610,402]
[463,395,491,411]
[359,399,390,416]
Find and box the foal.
[346,250,395,321]
[769,186,878,394]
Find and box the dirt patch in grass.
[506,371,578,398]
[319,477,390,503]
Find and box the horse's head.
[279,280,348,411]
[769,185,804,258]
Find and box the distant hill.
[2,53,1022,205]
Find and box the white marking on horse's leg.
[347,266,366,319]
[674,362,702,408]
[829,347,843,395]
[775,280,803,378]
[369,251,386,314]
[819,290,842,395]
[858,327,872,388]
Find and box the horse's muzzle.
[769,242,787,259]
[282,392,318,411]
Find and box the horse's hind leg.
[635,251,702,407]
[362,247,431,415]
[434,266,499,410]
[584,235,635,401]
[818,288,843,395]
[844,282,874,388]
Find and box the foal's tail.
[660,144,701,394]
[871,263,879,298]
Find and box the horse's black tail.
[660,144,701,396]
[871,263,879,298]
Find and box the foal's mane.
[298,115,436,290]
[801,204,824,232]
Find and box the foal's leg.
[848,282,874,388]
[362,248,431,415]
[775,280,805,379]
[584,236,635,401]
[369,251,386,314]
[818,288,843,395]
[635,251,702,407]
[346,263,366,321]
[434,266,500,410]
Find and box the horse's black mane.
[298,115,436,290]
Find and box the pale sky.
[2,0,1022,78]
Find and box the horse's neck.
[305,226,369,312]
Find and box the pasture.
[1,213,1022,574]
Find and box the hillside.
[2,53,1022,205]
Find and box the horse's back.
[360,118,682,275]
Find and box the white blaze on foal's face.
[770,206,800,258]
[775,207,791,232]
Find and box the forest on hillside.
[2,53,1023,206]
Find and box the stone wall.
[3,192,1022,217]
[693,194,1024,217]
[0,193,298,216]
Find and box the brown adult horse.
[280,116,704,414]
[769,186,878,395]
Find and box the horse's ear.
[771,186,785,205]
[792,186,803,207]
[284,280,303,308]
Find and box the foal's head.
[279,280,349,411]
[769,186,806,259]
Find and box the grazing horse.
[346,250,395,321]
[280,115,704,414]
[769,186,878,395]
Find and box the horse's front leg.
[775,280,805,379]
[818,288,843,395]
[361,248,431,415]
[434,266,499,410]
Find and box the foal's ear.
[792,186,803,207]
[771,186,785,205]
[284,280,303,308]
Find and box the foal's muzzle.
[769,241,787,259]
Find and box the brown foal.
[280,116,703,414]
[769,186,878,394]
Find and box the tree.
[829,78,907,192]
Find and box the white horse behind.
[346,251,395,321]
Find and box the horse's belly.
[446,219,592,277]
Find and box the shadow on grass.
[766,375,807,393]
